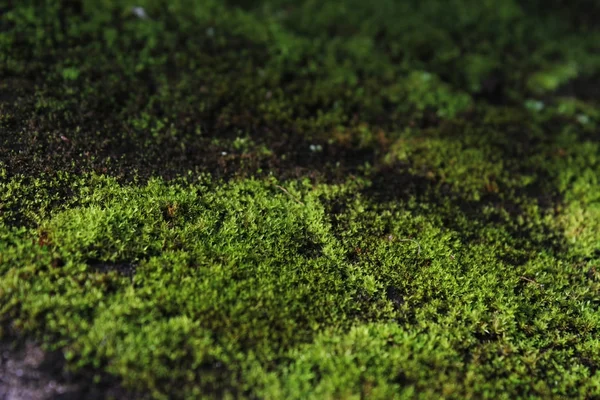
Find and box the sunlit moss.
[1,0,600,398]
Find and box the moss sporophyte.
[1,0,600,398]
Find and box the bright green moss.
[1,177,390,398]
[1,0,600,398]
[261,323,464,399]
[527,63,580,94]
[2,173,600,398]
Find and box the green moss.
[385,71,473,120]
[385,132,511,200]
[1,177,388,397]
[1,0,600,398]
[2,173,600,398]
[527,63,580,94]
[261,323,464,399]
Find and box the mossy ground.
[1,0,600,398]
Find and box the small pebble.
[131,6,148,19]
[576,114,590,125]
[525,99,544,112]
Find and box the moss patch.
[1,0,600,398]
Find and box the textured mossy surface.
[1,0,600,398]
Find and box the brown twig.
[397,238,422,256]
[519,276,543,288]
[274,184,305,206]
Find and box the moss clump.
[1,0,600,399]
[2,172,600,399]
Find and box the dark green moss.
[1,0,599,398]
